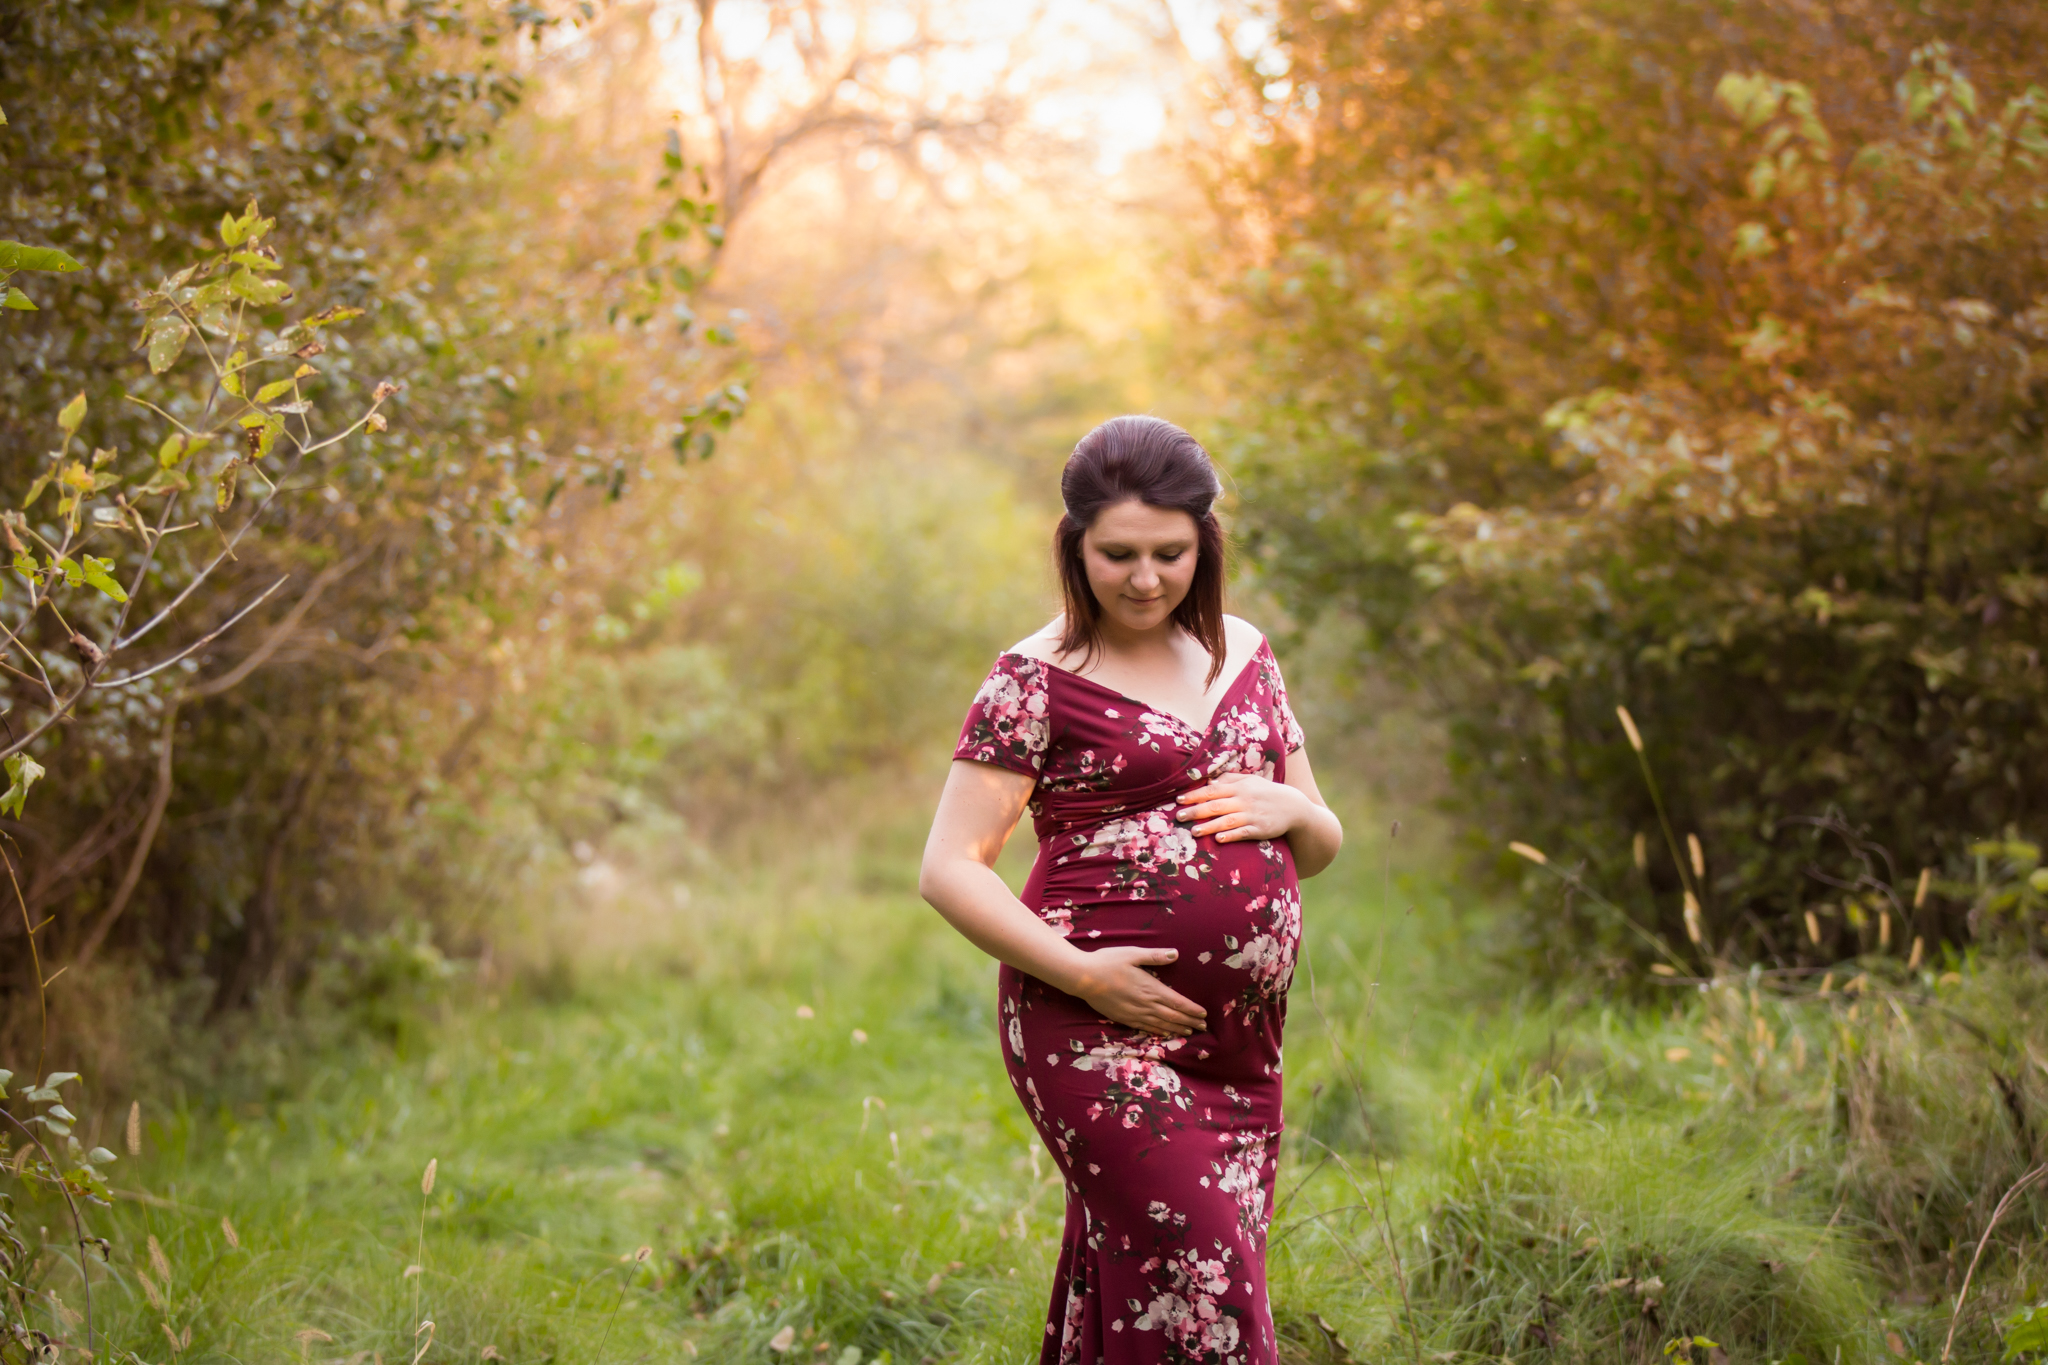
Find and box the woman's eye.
[1102,551,1133,562]
[1159,552,1184,563]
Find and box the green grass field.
[10,792,2029,1364]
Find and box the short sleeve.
[1264,646,1307,754]
[953,653,1052,776]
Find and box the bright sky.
[637,0,1237,182]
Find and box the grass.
[6,787,2042,1365]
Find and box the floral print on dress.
[1220,889,1301,1018]
[952,634,1309,1365]
[955,654,1052,773]
[1211,1130,1274,1236]
[1076,807,1210,901]
[1070,1031,1194,1136]
[1130,1243,1246,1364]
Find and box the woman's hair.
[1055,415,1229,685]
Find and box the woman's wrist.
[1034,938,1098,998]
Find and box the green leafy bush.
[1217,0,2048,965]
[0,0,743,1039]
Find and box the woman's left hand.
[1174,771,1312,843]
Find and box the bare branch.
[95,575,292,688]
[69,705,178,971]
[185,551,367,700]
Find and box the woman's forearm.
[919,856,1095,994]
[1287,801,1344,878]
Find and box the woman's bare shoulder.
[1005,618,1068,663]
[1222,614,1268,654]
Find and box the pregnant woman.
[919,416,1343,1365]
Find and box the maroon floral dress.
[953,638,1306,1365]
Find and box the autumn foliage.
[1221,0,2048,968]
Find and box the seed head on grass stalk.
[413,1158,436,1333]
[1617,705,1712,967]
[1508,839,1689,975]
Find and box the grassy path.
[15,801,1948,1363]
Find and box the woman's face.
[1080,499,1199,637]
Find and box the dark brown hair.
[1055,415,1229,685]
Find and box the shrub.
[1215,0,2048,964]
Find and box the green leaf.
[57,391,86,435]
[85,1148,117,1165]
[0,242,83,273]
[147,319,192,374]
[239,203,276,243]
[80,555,128,603]
[217,462,242,512]
[12,551,37,580]
[222,349,247,397]
[137,468,191,496]
[301,304,366,330]
[255,377,297,403]
[229,250,281,272]
[1,752,45,819]
[42,1072,79,1088]
[57,556,83,588]
[4,287,36,310]
[2004,1303,2048,1358]
[158,432,189,467]
[237,412,285,459]
[227,268,290,306]
[21,469,53,509]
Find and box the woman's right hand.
[1063,946,1208,1038]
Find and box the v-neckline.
[1008,639,1265,740]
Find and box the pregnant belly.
[1026,826,1302,1024]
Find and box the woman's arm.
[1173,747,1345,877]
[919,760,1209,1037]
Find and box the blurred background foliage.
[0,0,2041,1062]
[0,0,1206,1064]
[1217,0,2048,974]
[4,0,2048,1360]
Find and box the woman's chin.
[1110,607,1173,633]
